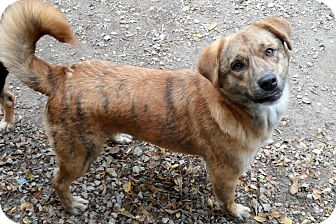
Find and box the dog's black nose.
[258,74,277,91]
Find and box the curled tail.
[0,0,77,95]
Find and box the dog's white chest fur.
[240,83,289,172]
[0,0,17,17]
[259,83,289,133]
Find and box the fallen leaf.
[208,22,218,30]
[251,198,258,215]
[312,189,321,201]
[171,164,179,169]
[23,217,29,224]
[208,198,214,208]
[289,177,300,195]
[109,147,120,154]
[164,209,178,215]
[269,211,281,218]
[193,33,203,41]
[279,215,293,224]
[254,215,267,222]
[182,5,190,11]
[119,208,135,219]
[10,207,17,213]
[123,181,132,193]
[20,202,33,211]
[301,219,310,224]
[105,168,115,175]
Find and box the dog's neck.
[250,82,289,133]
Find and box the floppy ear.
[253,16,292,50]
[197,38,225,86]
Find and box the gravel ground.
[0,0,335,223]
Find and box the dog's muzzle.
[251,74,283,104]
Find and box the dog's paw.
[0,120,14,132]
[113,133,133,144]
[229,203,251,220]
[68,196,89,214]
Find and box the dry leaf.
[123,181,132,193]
[182,6,190,11]
[275,162,285,166]
[10,207,17,213]
[119,208,135,219]
[269,211,281,218]
[312,189,321,201]
[109,147,119,154]
[23,217,30,224]
[251,198,258,214]
[289,177,300,195]
[20,202,33,211]
[279,215,293,224]
[254,215,267,223]
[301,219,310,224]
[193,33,203,41]
[208,198,214,208]
[105,168,115,175]
[208,22,218,30]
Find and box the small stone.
[162,218,169,223]
[267,2,275,8]
[323,187,332,194]
[103,35,111,41]
[133,166,140,173]
[142,155,150,163]
[134,147,143,157]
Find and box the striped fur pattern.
[0,0,292,220]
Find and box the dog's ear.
[197,38,225,86]
[253,17,292,50]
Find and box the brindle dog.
[0,0,291,220]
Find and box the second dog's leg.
[0,90,15,132]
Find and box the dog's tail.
[0,0,77,96]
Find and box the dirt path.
[0,0,335,223]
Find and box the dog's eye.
[231,61,244,71]
[265,48,275,57]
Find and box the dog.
[0,0,17,132]
[0,0,292,220]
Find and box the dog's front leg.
[206,159,251,220]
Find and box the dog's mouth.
[249,89,283,104]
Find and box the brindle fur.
[0,0,291,220]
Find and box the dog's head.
[197,17,292,105]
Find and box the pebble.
[132,166,140,173]
[134,147,143,157]
[103,35,111,41]
[162,218,169,223]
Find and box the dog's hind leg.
[0,90,15,132]
[50,132,102,214]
